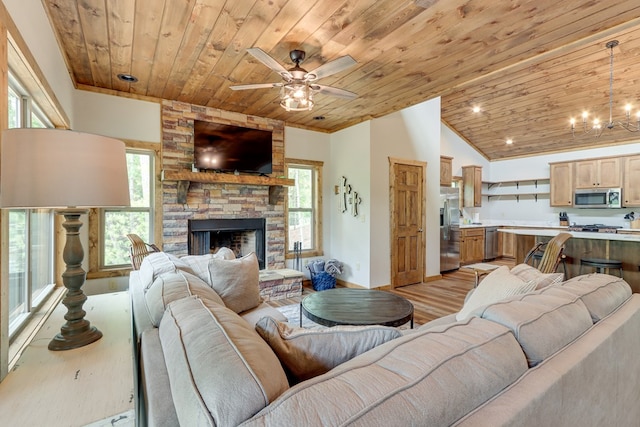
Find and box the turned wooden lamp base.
[48,209,102,351]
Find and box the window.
[285,159,323,258]
[7,72,55,339]
[101,150,154,268]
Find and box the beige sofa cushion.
[544,273,632,322]
[476,292,593,367]
[510,263,564,290]
[139,251,196,290]
[457,266,537,321]
[159,296,289,427]
[144,270,224,326]
[255,316,401,383]
[244,317,528,426]
[208,252,261,313]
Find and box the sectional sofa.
[130,251,640,426]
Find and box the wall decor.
[337,176,363,217]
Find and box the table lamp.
[0,128,130,351]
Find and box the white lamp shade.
[0,128,130,208]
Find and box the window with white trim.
[7,71,55,339]
[285,159,323,258]
[101,149,154,268]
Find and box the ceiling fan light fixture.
[280,82,314,112]
[571,40,640,137]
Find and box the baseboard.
[425,274,443,282]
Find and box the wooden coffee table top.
[300,288,414,328]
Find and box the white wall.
[73,91,161,142]
[367,97,442,286]
[4,0,75,122]
[329,122,372,286]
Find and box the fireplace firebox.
[188,218,266,269]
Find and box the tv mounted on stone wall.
[193,120,273,175]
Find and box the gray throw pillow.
[255,316,402,383]
[208,252,261,313]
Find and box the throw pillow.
[510,263,564,290]
[208,252,261,313]
[456,265,537,321]
[180,248,237,284]
[255,316,402,384]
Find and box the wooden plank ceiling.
[43,0,640,160]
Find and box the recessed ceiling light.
[117,73,138,83]
[506,138,513,145]
[472,106,481,113]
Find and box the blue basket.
[310,271,336,291]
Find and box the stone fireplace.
[188,218,266,269]
[161,100,287,269]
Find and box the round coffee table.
[300,288,414,328]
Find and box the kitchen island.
[500,228,640,293]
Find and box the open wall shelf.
[482,177,550,202]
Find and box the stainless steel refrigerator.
[440,187,460,272]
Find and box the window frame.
[284,158,323,259]
[6,71,56,340]
[88,140,162,277]
[100,148,155,270]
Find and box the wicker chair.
[524,232,572,276]
[126,234,160,270]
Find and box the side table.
[0,291,135,426]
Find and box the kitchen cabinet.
[550,162,574,207]
[624,155,640,206]
[501,230,515,258]
[440,156,453,186]
[460,227,485,264]
[574,158,621,189]
[462,165,482,207]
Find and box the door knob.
[418,228,423,232]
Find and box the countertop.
[499,228,640,242]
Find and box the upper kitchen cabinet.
[462,165,482,207]
[574,158,622,189]
[440,156,453,187]
[624,155,640,207]
[550,161,574,207]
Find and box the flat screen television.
[193,120,273,174]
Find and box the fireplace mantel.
[163,170,294,204]
[162,170,295,186]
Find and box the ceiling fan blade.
[246,47,290,77]
[313,84,358,99]
[307,55,357,80]
[229,82,282,91]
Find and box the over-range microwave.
[574,188,622,208]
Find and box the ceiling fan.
[230,48,358,111]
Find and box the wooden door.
[550,162,573,207]
[390,159,425,288]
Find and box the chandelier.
[570,40,640,137]
[280,81,314,111]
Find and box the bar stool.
[579,258,623,277]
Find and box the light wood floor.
[268,259,515,327]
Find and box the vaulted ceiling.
[43,0,640,160]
